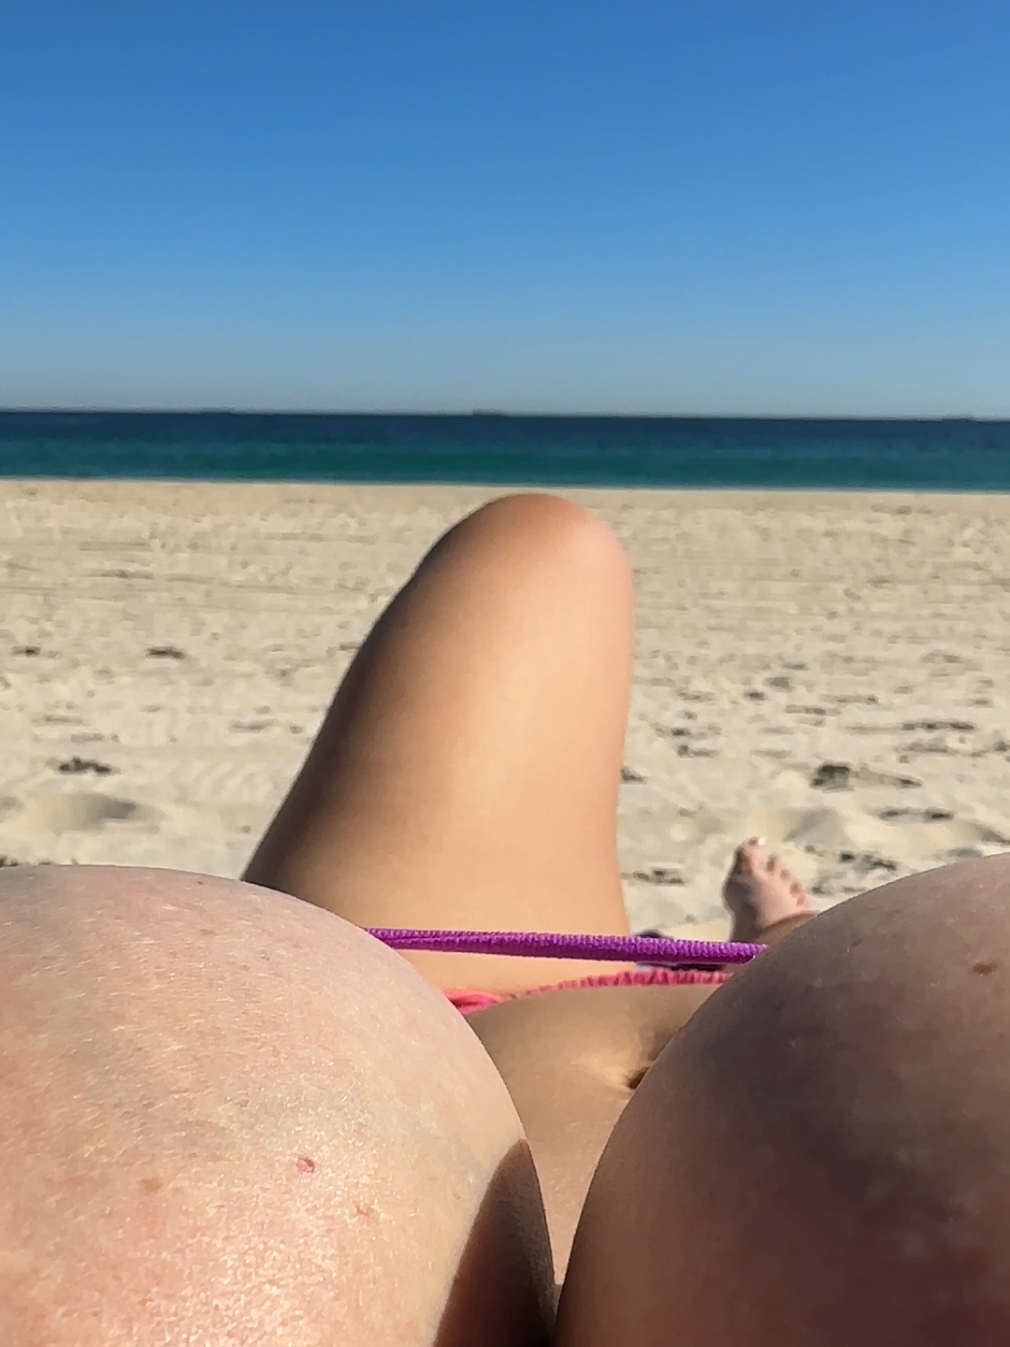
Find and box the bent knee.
[434,493,633,601]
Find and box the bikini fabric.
[446,965,729,1016]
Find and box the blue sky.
[1,0,1007,415]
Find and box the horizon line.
[1,407,1006,423]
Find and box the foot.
[723,838,814,944]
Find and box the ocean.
[1,411,1009,491]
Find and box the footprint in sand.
[810,762,921,791]
[7,793,161,834]
[624,866,686,886]
[56,757,117,776]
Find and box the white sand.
[2,480,1010,939]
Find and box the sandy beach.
[2,479,1009,939]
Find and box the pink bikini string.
[366,928,765,966]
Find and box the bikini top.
[366,928,764,966]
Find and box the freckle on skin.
[973,962,997,976]
[296,1156,316,1174]
[141,1177,163,1193]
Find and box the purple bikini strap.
[366,928,764,966]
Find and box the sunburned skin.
[0,866,553,1347]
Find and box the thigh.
[245,493,637,995]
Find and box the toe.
[791,879,813,910]
[732,839,763,875]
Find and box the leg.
[244,493,635,996]
[0,865,552,1345]
[557,853,1010,1347]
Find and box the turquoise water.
[1,411,1009,490]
